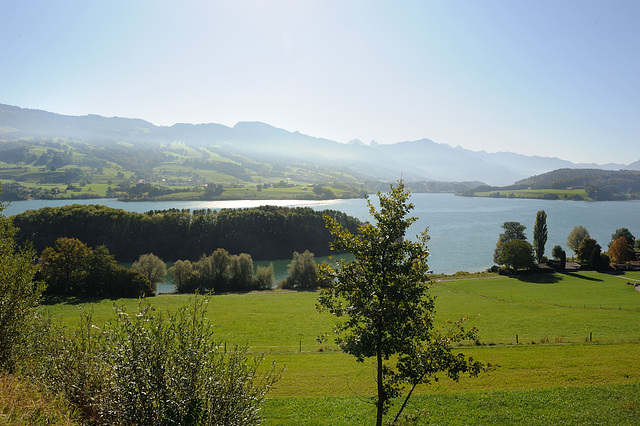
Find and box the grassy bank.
[472,188,591,200]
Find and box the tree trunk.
[376,345,384,426]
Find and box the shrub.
[168,259,196,293]
[254,263,275,290]
[280,250,319,289]
[23,296,280,425]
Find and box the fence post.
[516,334,519,344]
[590,332,592,342]
[299,341,302,353]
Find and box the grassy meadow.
[41,270,640,424]
[473,188,591,200]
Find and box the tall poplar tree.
[533,210,548,263]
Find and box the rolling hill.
[1,103,636,192]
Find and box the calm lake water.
[5,194,640,289]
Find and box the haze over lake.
[7,194,640,277]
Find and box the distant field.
[42,271,640,423]
[474,188,591,200]
[0,140,367,201]
[261,384,640,425]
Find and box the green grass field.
[41,271,640,424]
[474,188,591,200]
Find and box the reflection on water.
[155,253,354,294]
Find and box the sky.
[1,0,639,165]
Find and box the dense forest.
[11,204,362,262]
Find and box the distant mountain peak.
[625,158,640,171]
[0,102,632,186]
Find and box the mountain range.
[1,103,637,186]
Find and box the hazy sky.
[1,0,639,164]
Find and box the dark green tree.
[86,245,119,296]
[39,237,153,297]
[576,238,607,269]
[39,237,92,294]
[317,181,488,425]
[494,221,527,264]
[495,239,535,271]
[551,245,566,271]
[533,210,548,263]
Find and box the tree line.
[492,209,639,273]
[12,204,362,262]
[38,237,154,298]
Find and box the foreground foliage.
[22,296,280,425]
[0,373,78,425]
[0,200,44,371]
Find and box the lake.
[5,194,640,281]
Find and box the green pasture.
[261,384,640,425]
[41,271,640,423]
[474,188,590,200]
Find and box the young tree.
[254,263,275,290]
[210,248,231,290]
[281,250,319,289]
[494,221,527,264]
[229,253,254,291]
[168,259,195,293]
[131,253,167,291]
[317,181,488,425]
[567,225,590,256]
[533,210,548,263]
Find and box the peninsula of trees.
[11,204,362,262]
